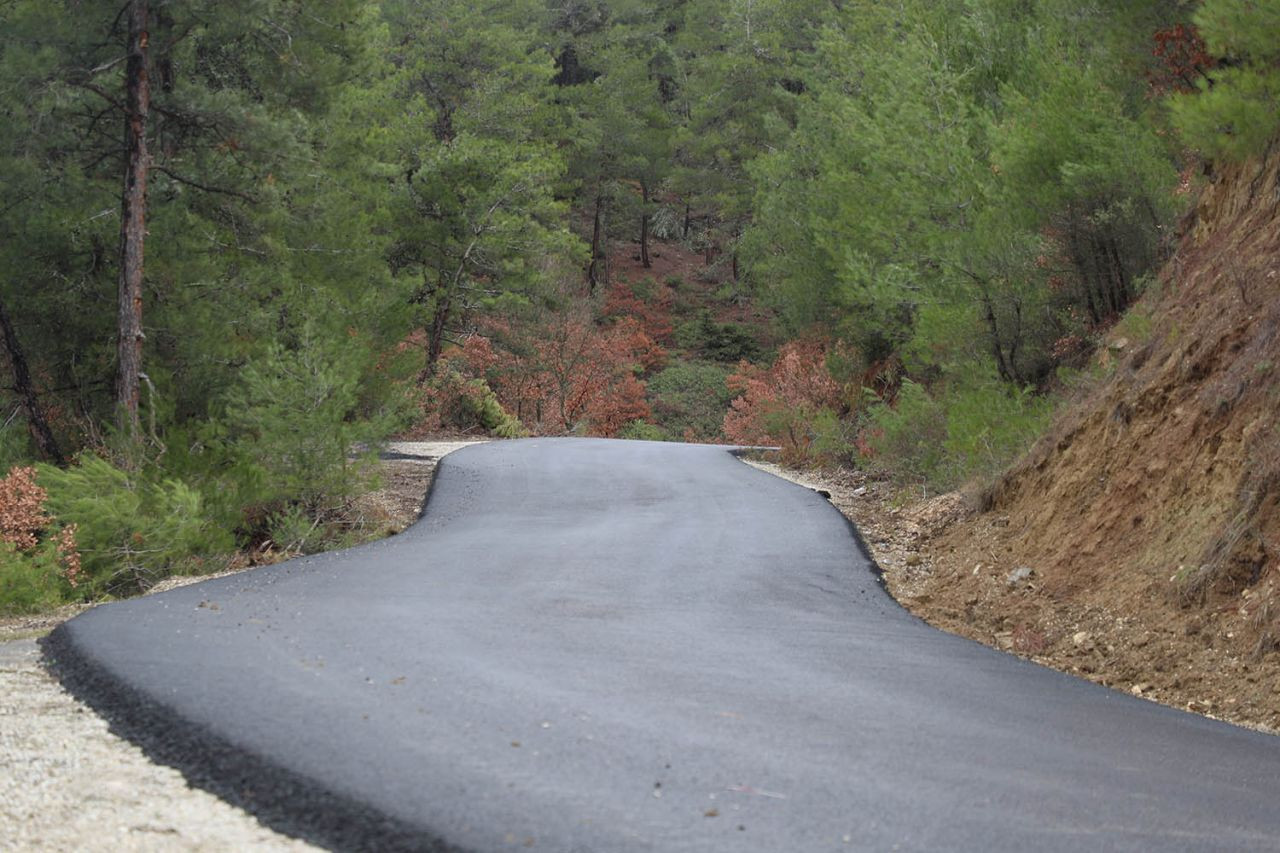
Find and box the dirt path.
[0,441,480,851]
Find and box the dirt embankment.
[776,148,1280,732]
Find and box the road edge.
[37,446,482,852]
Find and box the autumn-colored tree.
[0,466,80,588]
[603,278,674,345]
[446,315,662,437]
[1151,23,1215,95]
[723,340,846,462]
[0,466,51,551]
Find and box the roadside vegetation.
[2,0,1278,613]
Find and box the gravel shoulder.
[0,440,480,851]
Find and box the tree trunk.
[1064,223,1101,324]
[1106,237,1132,310]
[683,203,691,240]
[640,183,651,269]
[424,290,452,375]
[980,292,1013,384]
[116,0,150,439]
[0,296,64,465]
[588,195,605,292]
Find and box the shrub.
[603,277,674,344]
[224,339,389,512]
[1170,0,1280,162]
[448,318,660,437]
[40,456,226,596]
[674,311,761,363]
[0,465,80,612]
[0,540,71,613]
[723,340,849,464]
[424,368,526,438]
[646,362,736,441]
[618,420,669,441]
[0,465,51,551]
[863,375,1054,491]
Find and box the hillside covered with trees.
[2,0,1277,612]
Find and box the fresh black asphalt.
[44,438,1280,851]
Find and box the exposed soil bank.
[749,148,1280,734]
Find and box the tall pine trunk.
[640,182,651,269]
[0,296,63,465]
[424,290,452,375]
[116,0,150,438]
[588,194,605,292]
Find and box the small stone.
[1130,682,1152,696]
[1072,631,1093,650]
[1006,566,1034,586]
[853,487,867,497]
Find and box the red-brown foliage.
[0,466,51,551]
[0,465,81,587]
[603,279,674,345]
[1151,23,1215,95]
[723,340,846,460]
[446,315,664,437]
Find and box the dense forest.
[1,0,1277,610]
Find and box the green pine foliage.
[3,0,1279,608]
[1170,0,1280,161]
[646,362,738,441]
[864,375,1054,491]
[39,457,228,597]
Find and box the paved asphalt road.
[46,439,1280,852]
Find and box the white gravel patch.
[384,439,485,460]
[0,640,317,851]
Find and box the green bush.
[40,456,228,595]
[0,540,70,613]
[673,312,761,363]
[618,420,669,441]
[0,422,31,470]
[864,381,949,485]
[1170,0,1280,162]
[864,375,1054,491]
[267,503,328,555]
[808,408,860,468]
[647,361,736,440]
[427,369,526,438]
[224,339,388,512]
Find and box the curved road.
[46,439,1280,851]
